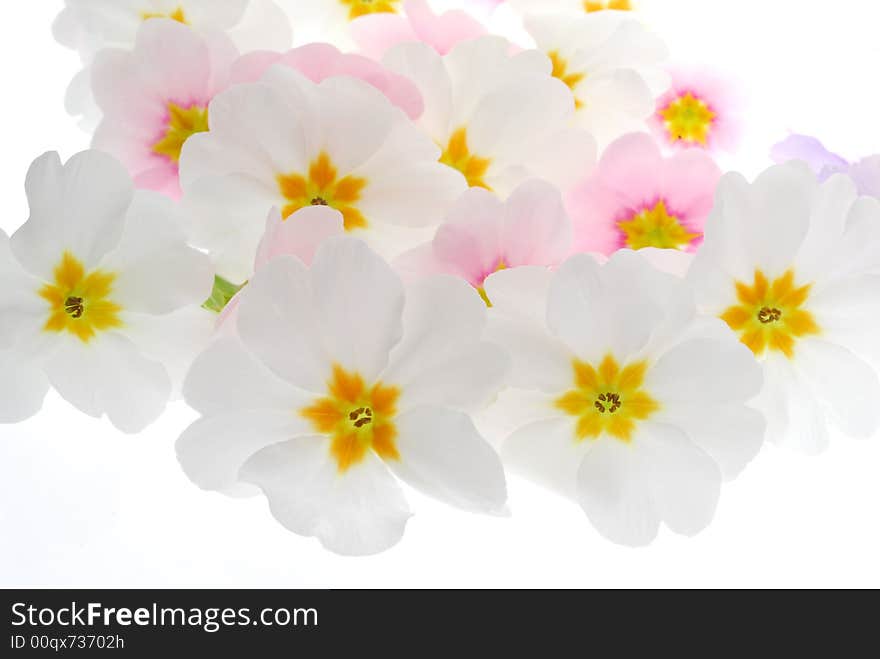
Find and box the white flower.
[180,65,467,283]
[383,36,596,195]
[485,250,764,546]
[524,13,668,145]
[54,0,292,126]
[178,236,509,555]
[0,151,214,432]
[689,163,880,454]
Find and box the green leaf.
[202,275,247,314]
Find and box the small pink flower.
[217,205,345,330]
[394,180,572,303]
[649,68,744,154]
[351,0,488,59]
[91,19,238,199]
[231,42,424,119]
[567,132,721,255]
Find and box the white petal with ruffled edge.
[240,437,412,556]
[389,406,507,514]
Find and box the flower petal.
[44,333,171,434]
[389,406,507,514]
[100,191,215,314]
[502,417,589,500]
[310,237,404,382]
[177,410,308,494]
[575,437,659,547]
[384,275,507,412]
[237,256,330,394]
[639,422,722,537]
[12,151,133,278]
[0,350,49,423]
[183,336,308,415]
[240,436,411,556]
[796,340,880,440]
[646,337,763,406]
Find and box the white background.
[2,0,880,588]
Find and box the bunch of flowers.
[3,0,879,556]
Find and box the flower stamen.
[64,296,84,319]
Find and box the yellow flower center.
[302,365,401,473]
[440,127,492,191]
[720,270,820,359]
[548,51,586,110]
[38,252,123,343]
[277,153,369,231]
[556,355,659,443]
[660,92,716,146]
[141,7,188,22]
[618,200,701,250]
[584,0,632,11]
[476,259,508,307]
[340,0,401,21]
[152,102,209,164]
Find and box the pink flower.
[394,180,572,303]
[351,0,488,59]
[217,205,345,330]
[230,42,424,119]
[91,19,238,199]
[567,132,721,255]
[649,68,743,154]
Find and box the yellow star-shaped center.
[660,92,717,146]
[556,354,659,443]
[720,270,820,358]
[618,200,701,250]
[277,153,369,231]
[340,0,401,21]
[302,365,401,473]
[39,252,123,343]
[440,127,492,190]
[584,0,632,11]
[548,51,587,109]
[152,102,209,163]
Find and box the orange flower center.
[584,0,632,11]
[555,354,659,443]
[720,270,820,358]
[440,127,492,190]
[141,7,188,22]
[302,365,401,473]
[277,152,369,231]
[659,92,716,146]
[548,51,586,109]
[152,102,209,164]
[340,0,401,21]
[618,200,701,250]
[39,252,123,343]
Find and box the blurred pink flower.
[351,0,487,59]
[567,132,721,255]
[231,42,424,119]
[649,68,743,154]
